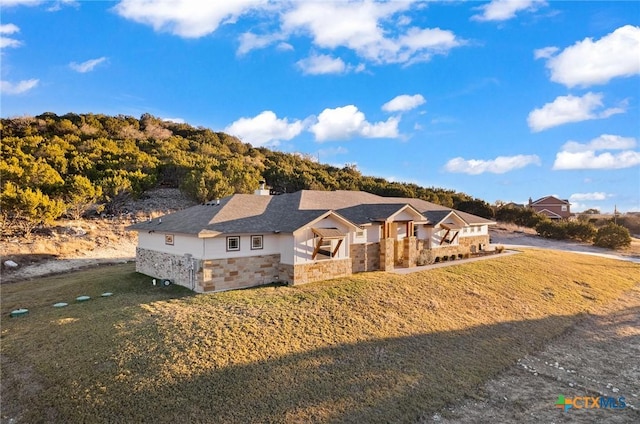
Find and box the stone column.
[379,238,395,271]
[402,236,417,268]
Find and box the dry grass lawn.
[1,250,639,423]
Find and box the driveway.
[490,230,640,264]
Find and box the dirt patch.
[0,188,195,284]
[431,284,640,423]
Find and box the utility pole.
[614,204,618,225]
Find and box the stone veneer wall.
[291,258,352,285]
[136,248,196,289]
[379,238,395,271]
[350,243,381,273]
[200,254,281,292]
[459,235,490,252]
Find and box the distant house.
[528,196,571,219]
[127,189,495,293]
[503,202,525,209]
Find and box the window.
[355,230,365,238]
[251,235,263,250]
[165,234,174,245]
[561,205,567,212]
[226,236,240,251]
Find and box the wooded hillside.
[1,112,486,236]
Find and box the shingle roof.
[127,189,494,235]
[530,195,570,205]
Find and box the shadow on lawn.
[99,312,631,423]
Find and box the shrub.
[434,257,440,263]
[594,223,631,249]
[449,255,456,261]
[565,221,596,242]
[458,253,464,259]
[416,250,432,266]
[495,245,504,253]
[496,207,548,228]
[535,220,567,240]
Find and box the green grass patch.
[1,250,638,423]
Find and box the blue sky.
[1,0,639,213]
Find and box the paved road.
[491,231,640,263]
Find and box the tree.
[65,175,102,219]
[454,199,495,219]
[0,182,65,237]
[593,223,631,249]
[181,168,233,203]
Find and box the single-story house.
[528,195,571,219]
[127,189,495,293]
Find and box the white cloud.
[560,134,636,153]
[569,192,608,202]
[0,24,20,34]
[162,117,185,124]
[114,1,463,67]
[69,57,107,73]
[553,150,640,170]
[296,53,346,75]
[237,32,284,56]
[539,25,640,87]
[444,154,541,175]
[382,94,425,112]
[472,0,546,22]
[0,36,21,49]
[276,42,294,52]
[224,111,304,146]
[0,0,78,9]
[0,23,22,49]
[0,0,41,6]
[553,134,640,170]
[310,105,399,142]
[114,0,267,38]
[0,78,39,94]
[280,2,462,65]
[527,92,625,132]
[533,46,557,59]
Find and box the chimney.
[254,180,270,196]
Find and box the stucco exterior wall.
[203,234,282,259]
[138,232,204,257]
[293,215,352,264]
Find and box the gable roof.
[536,208,563,219]
[530,195,570,205]
[127,190,495,236]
